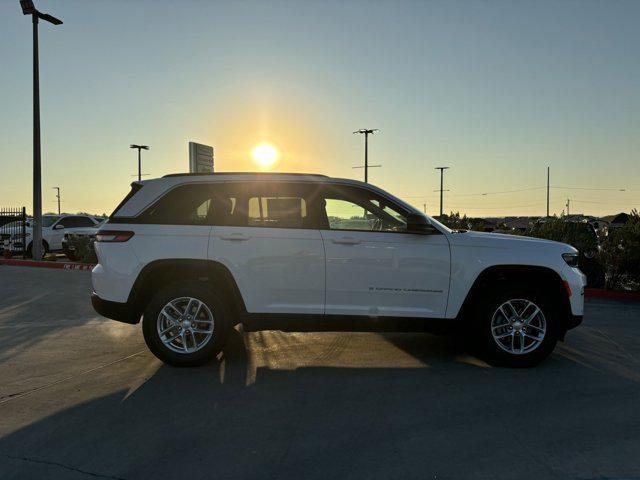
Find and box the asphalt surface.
[1,266,639,480]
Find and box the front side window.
[42,216,61,228]
[322,186,407,232]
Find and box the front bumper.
[91,292,139,324]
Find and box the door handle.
[220,233,251,241]
[331,237,362,245]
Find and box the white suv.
[91,173,585,367]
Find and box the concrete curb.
[0,258,95,271]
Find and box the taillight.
[95,230,135,242]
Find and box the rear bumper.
[91,292,139,324]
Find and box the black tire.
[142,282,230,367]
[26,240,49,258]
[473,286,559,368]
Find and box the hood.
[449,230,577,253]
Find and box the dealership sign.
[188,142,214,173]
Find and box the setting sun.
[251,143,278,169]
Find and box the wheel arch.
[457,265,572,339]
[128,259,247,324]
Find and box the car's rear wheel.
[477,287,559,367]
[26,240,49,258]
[142,282,229,367]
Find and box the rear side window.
[211,182,322,229]
[58,216,96,228]
[139,184,214,225]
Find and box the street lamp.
[130,145,149,181]
[20,0,63,260]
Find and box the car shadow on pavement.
[2,327,640,480]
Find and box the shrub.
[66,235,97,263]
[597,210,640,290]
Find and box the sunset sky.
[1,0,638,217]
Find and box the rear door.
[208,182,325,314]
[319,184,450,318]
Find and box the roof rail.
[162,172,328,178]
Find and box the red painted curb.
[0,258,95,270]
[585,288,640,301]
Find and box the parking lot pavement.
[0,266,639,480]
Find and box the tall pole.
[353,129,380,183]
[364,133,369,183]
[546,166,550,217]
[130,144,149,181]
[566,198,570,216]
[21,1,63,259]
[32,13,43,260]
[53,187,60,214]
[435,167,449,217]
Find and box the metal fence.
[0,207,28,258]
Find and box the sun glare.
[252,143,278,169]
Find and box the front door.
[319,185,450,318]
[208,182,325,315]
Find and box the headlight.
[562,252,579,267]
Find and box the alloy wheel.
[157,297,215,354]
[491,298,546,355]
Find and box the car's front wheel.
[142,282,229,367]
[478,287,559,367]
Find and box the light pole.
[435,167,450,217]
[546,166,550,217]
[53,186,60,214]
[20,0,62,260]
[353,129,380,183]
[130,144,149,181]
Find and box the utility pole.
[566,198,570,216]
[53,186,60,214]
[353,129,380,182]
[546,166,550,217]
[423,203,427,214]
[20,0,62,260]
[130,144,149,181]
[435,167,450,217]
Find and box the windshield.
[42,216,61,227]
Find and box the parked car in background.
[91,173,586,368]
[10,214,102,256]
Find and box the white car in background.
[9,214,101,256]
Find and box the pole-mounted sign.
[189,142,214,173]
